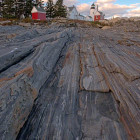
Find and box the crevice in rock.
[16,33,76,140]
[0,49,34,74]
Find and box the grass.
[91,21,110,27]
[0,17,112,28]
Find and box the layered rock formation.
[0,23,139,140]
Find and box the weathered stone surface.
[0,22,139,140]
[17,43,81,140]
[0,20,11,25]
[79,41,109,92]
[92,29,140,139]
[79,91,128,140]
[102,26,111,30]
[19,22,31,27]
[0,26,72,140]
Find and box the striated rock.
[79,91,128,140]
[0,23,140,140]
[102,26,111,30]
[93,30,140,139]
[0,27,73,140]
[0,20,11,25]
[19,22,31,27]
[79,41,109,92]
[6,33,17,39]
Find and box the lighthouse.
[90,2,105,21]
[90,3,96,21]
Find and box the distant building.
[31,6,46,20]
[78,14,86,20]
[67,4,105,22]
[67,6,79,20]
[90,3,105,21]
[67,6,88,21]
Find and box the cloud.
[43,0,140,18]
[96,0,116,3]
[77,4,90,15]
[124,7,140,17]
[77,0,140,18]
[64,0,79,6]
[99,4,139,18]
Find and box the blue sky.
[74,0,140,18]
[115,0,140,5]
[44,0,140,17]
[78,0,140,5]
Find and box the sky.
[44,0,140,18]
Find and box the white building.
[67,6,79,20]
[78,14,86,20]
[86,16,93,21]
[67,6,87,21]
[67,3,105,21]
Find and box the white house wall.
[68,8,79,20]
[78,16,86,21]
[86,16,93,21]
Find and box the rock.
[19,22,31,27]
[0,20,11,25]
[97,24,103,28]
[102,26,111,30]
[99,19,110,25]
[129,17,140,21]
[7,33,17,39]
[79,41,109,92]
[109,17,121,23]
[0,27,72,140]
[0,22,140,140]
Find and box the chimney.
[97,5,98,11]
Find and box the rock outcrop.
[0,22,140,140]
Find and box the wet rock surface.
[0,23,140,140]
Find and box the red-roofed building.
[31,6,46,20]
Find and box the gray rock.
[0,23,139,140]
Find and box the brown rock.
[102,26,111,30]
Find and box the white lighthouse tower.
[90,3,96,21]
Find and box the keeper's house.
[31,6,46,20]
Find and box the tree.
[0,0,43,19]
[46,0,55,18]
[24,0,34,17]
[14,0,26,19]
[14,0,34,18]
[2,0,15,18]
[0,0,4,17]
[35,0,44,7]
[54,0,67,18]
